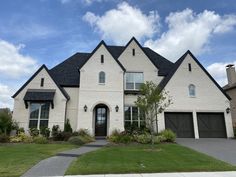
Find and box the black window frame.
[40,78,44,87]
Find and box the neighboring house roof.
[49,37,174,87]
[12,65,70,100]
[223,83,236,91]
[158,50,231,100]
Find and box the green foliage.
[77,129,91,136]
[68,135,93,145]
[109,130,133,144]
[18,127,25,134]
[29,128,39,137]
[40,127,50,138]
[52,125,61,141]
[33,136,48,144]
[10,132,33,143]
[0,109,13,135]
[158,129,176,142]
[0,134,9,143]
[134,133,151,144]
[64,119,73,133]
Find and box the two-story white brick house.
[12,37,234,138]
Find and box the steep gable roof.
[79,40,126,72]
[158,50,231,100]
[12,65,70,100]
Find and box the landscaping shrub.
[0,134,9,143]
[68,136,87,145]
[109,130,133,144]
[29,128,39,137]
[77,129,91,136]
[134,133,151,144]
[158,129,176,142]
[40,127,50,138]
[33,136,48,144]
[60,132,73,141]
[17,127,25,134]
[64,119,72,133]
[10,132,33,143]
[52,125,62,141]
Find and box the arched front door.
[95,105,107,136]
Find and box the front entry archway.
[94,104,108,136]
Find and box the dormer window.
[99,71,105,84]
[101,55,104,63]
[132,49,135,56]
[40,78,44,87]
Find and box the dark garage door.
[197,113,226,138]
[165,112,194,138]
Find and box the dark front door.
[95,106,107,136]
[165,112,194,138]
[197,113,226,138]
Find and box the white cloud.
[144,8,236,61]
[206,61,236,86]
[83,2,160,45]
[0,84,13,109]
[0,39,38,78]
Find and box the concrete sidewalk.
[22,139,108,177]
[65,171,236,177]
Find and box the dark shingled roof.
[24,90,55,101]
[49,39,174,87]
[50,53,90,87]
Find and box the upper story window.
[99,71,105,84]
[101,55,104,64]
[189,84,196,97]
[125,72,144,90]
[40,78,44,87]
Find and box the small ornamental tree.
[135,81,172,145]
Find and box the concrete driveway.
[177,138,236,165]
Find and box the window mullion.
[130,106,132,124]
[38,104,41,129]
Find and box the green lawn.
[0,143,77,177]
[66,144,236,175]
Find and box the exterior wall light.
[115,105,119,112]
[84,105,87,112]
[226,107,230,114]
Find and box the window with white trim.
[125,72,144,90]
[188,84,196,97]
[99,71,105,84]
[124,106,145,129]
[29,102,50,129]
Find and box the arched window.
[189,84,196,97]
[99,71,105,84]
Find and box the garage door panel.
[197,113,226,138]
[165,112,194,138]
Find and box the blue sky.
[1,0,236,108]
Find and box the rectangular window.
[125,72,144,90]
[101,55,104,63]
[40,78,44,87]
[124,106,145,129]
[132,49,135,56]
[188,63,192,72]
[29,102,50,129]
